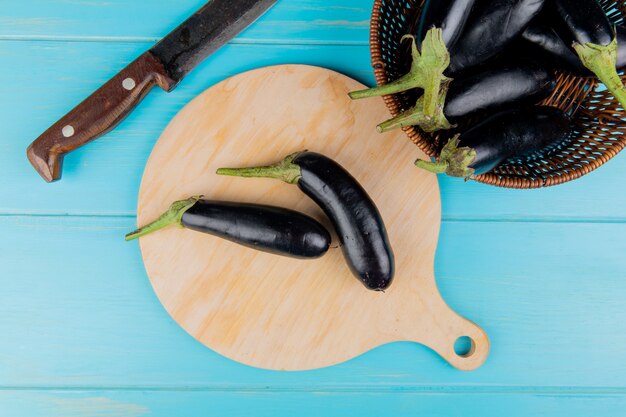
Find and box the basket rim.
[368,0,626,189]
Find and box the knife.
[27,0,279,183]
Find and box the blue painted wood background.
[2,1,626,415]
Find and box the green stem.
[574,37,626,108]
[216,152,303,185]
[348,29,451,118]
[418,29,451,116]
[377,114,416,133]
[414,136,477,179]
[414,159,449,173]
[349,73,417,100]
[377,86,453,133]
[125,196,202,241]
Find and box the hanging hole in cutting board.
[454,336,475,358]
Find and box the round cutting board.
[137,65,489,371]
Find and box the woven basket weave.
[369,0,626,188]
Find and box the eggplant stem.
[348,28,451,117]
[349,72,416,100]
[418,29,452,116]
[574,38,626,109]
[414,136,477,179]
[414,159,449,173]
[125,196,202,241]
[216,152,303,185]
[377,85,453,133]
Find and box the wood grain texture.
[3,41,626,219]
[136,65,488,371]
[4,390,626,417]
[2,216,626,387]
[3,0,626,414]
[0,0,371,43]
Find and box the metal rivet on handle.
[62,125,75,138]
[123,78,136,91]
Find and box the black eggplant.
[125,197,331,259]
[377,59,557,133]
[552,0,626,107]
[416,0,477,50]
[415,106,572,178]
[217,152,395,291]
[521,22,589,74]
[349,0,544,120]
[554,0,612,45]
[523,22,626,75]
[447,0,545,75]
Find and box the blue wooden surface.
[2,1,626,415]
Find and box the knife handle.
[27,52,176,183]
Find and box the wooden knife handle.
[27,52,176,182]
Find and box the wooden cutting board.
[137,65,489,371]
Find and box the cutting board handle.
[398,292,490,371]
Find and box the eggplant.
[349,0,544,121]
[415,106,572,178]
[416,0,477,50]
[125,197,331,259]
[377,59,557,133]
[522,21,626,75]
[521,22,589,74]
[447,0,545,75]
[552,0,626,107]
[217,152,395,291]
[554,0,612,45]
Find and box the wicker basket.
[369,0,626,188]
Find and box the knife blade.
[27,0,279,183]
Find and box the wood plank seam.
[1,214,625,225]
[1,386,626,394]
[0,36,370,47]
